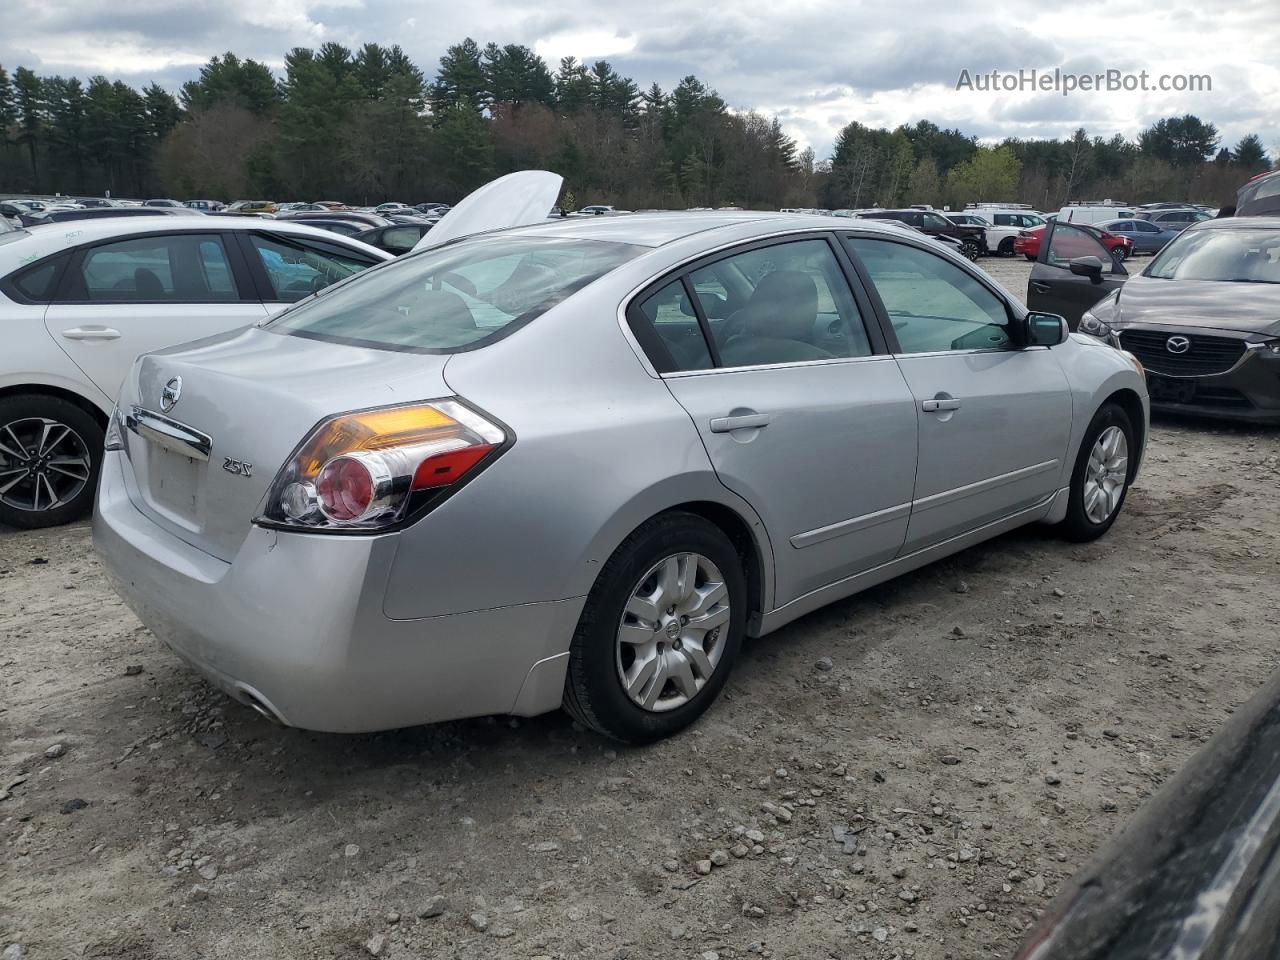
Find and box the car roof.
[0,214,391,272]
[503,211,909,248]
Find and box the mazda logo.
[160,376,182,412]
[1166,336,1191,355]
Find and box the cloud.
[1,0,1277,160]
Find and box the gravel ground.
[4,253,1280,960]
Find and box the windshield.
[1145,228,1280,284]
[267,235,644,353]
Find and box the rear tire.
[1058,403,1135,542]
[563,512,746,743]
[1025,253,1036,261]
[0,395,103,530]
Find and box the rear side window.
[269,236,643,353]
[67,234,239,301]
[251,234,372,302]
[629,280,714,372]
[10,257,65,302]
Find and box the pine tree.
[14,67,43,184]
[429,39,486,117]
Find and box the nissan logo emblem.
[160,376,182,412]
[1165,336,1191,355]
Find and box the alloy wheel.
[615,552,731,712]
[1083,425,1128,524]
[0,417,93,513]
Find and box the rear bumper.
[93,452,584,732]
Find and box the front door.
[845,234,1072,552]
[629,236,920,606]
[43,231,266,401]
[1028,221,1127,327]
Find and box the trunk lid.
[120,326,452,561]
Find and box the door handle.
[710,413,772,433]
[922,398,962,413]
[1029,281,1050,293]
[61,327,122,341]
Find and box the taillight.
[258,399,506,532]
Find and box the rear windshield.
[267,236,643,353]
[1145,228,1280,284]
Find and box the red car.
[1015,223,1134,262]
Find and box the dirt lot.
[4,253,1280,960]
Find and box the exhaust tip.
[236,688,285,726]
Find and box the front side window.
[1045,223,1119,273]
[845,236,1011,353]
[70,234,239,301]
[251,235,372,302]
[922,213,952,230]
[269,236,643,353]
[688,238,873,367]
[1145,228,1280,283]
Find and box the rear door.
[630,235,919,606]
[43,231,266,402]
[844,233,1072,551]
[1028,221,1127,326]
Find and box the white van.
[1057,203,1138,225]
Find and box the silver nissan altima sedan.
[95,210,1149,743]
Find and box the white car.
[951,209,1048,256]
[0,216,392,528]
[1057,204,1138,225]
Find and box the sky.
[3,0,1277,160]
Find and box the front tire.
[959,239,981,261]
[998,237,1015,256]
[1058,403,1134,542]
[0,395,103,529]
[563,512,746,743]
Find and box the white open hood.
[414,170,563,251]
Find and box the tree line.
[0,42,1271,210]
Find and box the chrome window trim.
[661,353,894,379]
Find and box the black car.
[1026,220,1129,327]
[276,211,393,230]
[1075,217,1280,423]
[353,222,432,255]
[1016,668,1280,960]
[143,198,184,208]
[858,209,986,259]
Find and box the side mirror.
[1069,255,1105,283]
[1023,311,1069,347]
